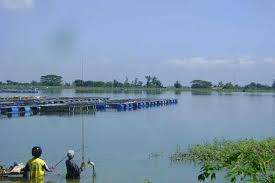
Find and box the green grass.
[170,138,275,182]
[75,86,181,93]
[1,84,275,94]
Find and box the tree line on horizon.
[1,74,275,90]
[189,80,275,90]
[73,75,163,88]
[0,75,164,88]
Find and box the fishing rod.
[81,58,85,168]
[80,58,96,177]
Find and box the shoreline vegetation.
[1,74,275,93]
[170,138,275,182]
[1,85,275,94]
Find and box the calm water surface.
[1,90,275,183]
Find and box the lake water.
[1,90,275,183]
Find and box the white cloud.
[0,0,33,10]
[168,56,256,68]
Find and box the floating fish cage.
[0,97,178,117]
[106,98,178,112]
[0,89,39,93]
[39,104,97,113]
[0,106,39,114]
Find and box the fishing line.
[81,58,85,168]
[79,58,96,176]
[81,111,85,167]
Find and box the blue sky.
[0,0,275,85]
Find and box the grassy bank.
[170,138,275,182]
[75,87,275,94]
[1,84,275,94]
[75,86,189,93]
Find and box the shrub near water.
[170,138,275,183]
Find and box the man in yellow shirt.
[22,146,52,180]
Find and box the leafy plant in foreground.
[171,138,275,183]
[144,178,151,183]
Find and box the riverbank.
[1,85,275,94]
[170,138,275,182]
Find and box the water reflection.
[0,177,49,183]
[65,180,79,183]
[217,92,234,96]
[243,93,263,97]
[3,111,95,119]
[64,175,96,183]
[174,90,182,95]
[6,112,37,118]
[39,111,96,117]
[41,89,63,94]
[144,90,163,95]
[191,90,212,95]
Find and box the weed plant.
[170,138,275,182]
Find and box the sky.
[0,0,275,86]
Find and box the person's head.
[67,150,75,160]
[32,146,42,158]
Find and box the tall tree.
[84,80,94,87]
[6,80,17,85]
[94,81,105,87]
[134,78,139,87]
[174,81,182,88]
[40,75,63,86]
[113,80,123,87]
[218,81,224,88]
[145,76,151,87]
[31,80,40,86]
[137,81,143,87]
[223,82,234,89]
[124,77,130,87]
[74,79,84,87]
[154,78,163,88]
[152,76,158,86]
[191,80,212,89]
[244,82,271,90]
[105,81,113,87]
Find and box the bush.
[170,138,275,182]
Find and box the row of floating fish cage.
[0,97,109,107]
[0,106,39,114]
[0,98,178,117]
[105,99,178,112]
[0,89,39,93]
[0,104,97,115]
